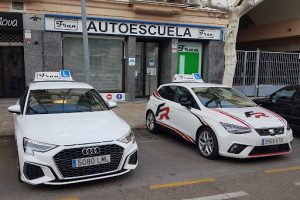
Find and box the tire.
[196,127,219,159]
[146,111,158,133]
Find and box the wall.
[23,14,62,84]
[202,40,225,84]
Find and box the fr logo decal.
[155,103,170,120]
[245,111,269,118]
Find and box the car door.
[270,86,297,123]
[171,86,201,142]
[156,85,178,130]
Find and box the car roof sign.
[172,73,204,83]
[34,70,73,82]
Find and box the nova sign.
[0,12,23,30]
[45,16,223,40]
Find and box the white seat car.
[8,71,138,185]
[146,74,293,159]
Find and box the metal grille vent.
[0,31,23,43]
[53,144,124,178]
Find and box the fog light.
[228,144,247,154]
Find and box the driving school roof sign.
[45,14,224,40]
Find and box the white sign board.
[45,15,223,40]
[101,93,126,102]
[128,58,136,66]
[34,70,73,82]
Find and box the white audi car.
[146,74,293,159]
[8,71,138,185]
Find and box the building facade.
[0,0,228,101]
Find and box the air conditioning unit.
[185,0,200,7]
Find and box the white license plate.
[72,155,111,168]
[262,138,284,146]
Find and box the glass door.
[135,42,159,97]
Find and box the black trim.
[23,162,44,180]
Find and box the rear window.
[158,86,177,101]
[26,89,109,115]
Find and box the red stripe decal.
[260,107,286,126]
[212,109,252,129]
[154,89,162,99]
[156,121,195,144]
[249,151,291,158]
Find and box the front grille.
[249,144,290,156]
[53,144,124,178]
[128,151,138,165]
[24,163,44,180]
[255,127,284,136]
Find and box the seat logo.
[82,147,101,156]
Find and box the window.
[175,87,199,109]
[158,86,177,101]
[11,0,24,11]
[271,87,297,101]
[26,89,109,115]
[192,87,256,108]
[63,37,123,92]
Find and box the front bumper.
[19,140,138,185]
[218,129,293,159]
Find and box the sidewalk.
[0,99,147,137]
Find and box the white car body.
[146,81,293,159]
[9,81,138,185]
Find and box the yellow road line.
[264,166,300,174]
[55,197,79,200]
[150,178,215,190]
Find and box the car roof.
[159,82,230,89]
[28,81,93,90]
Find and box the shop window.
[63,37,123,92]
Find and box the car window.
[192,87,256,108]
[294,89,300,100]
[158,86,177,101]
[26,88,109,115]
[271,87,296,101]
[175,87,199,109]
[19,87,29,114]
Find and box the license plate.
[72,155,111,168]
[262,138,284,146]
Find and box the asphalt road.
[1,130,300,200]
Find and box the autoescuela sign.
[0,12,23,30]
[45,15,223,40]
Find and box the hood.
[20,111,131,145]
[212,107,285,129]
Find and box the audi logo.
[82,147,101,156]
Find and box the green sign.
[177,44,202,75]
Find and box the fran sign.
[45,15,223,40]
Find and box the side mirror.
[108,101,117,109]
[8,105,21,115]
[180,98,191,108]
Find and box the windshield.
[26,89,109,115]
[192,87,256,108]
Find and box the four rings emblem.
[82,147,101,156]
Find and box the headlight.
[221,122,251,134]
[23,138,57,155]
[118,130,135,144]
[287,123,291,131]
